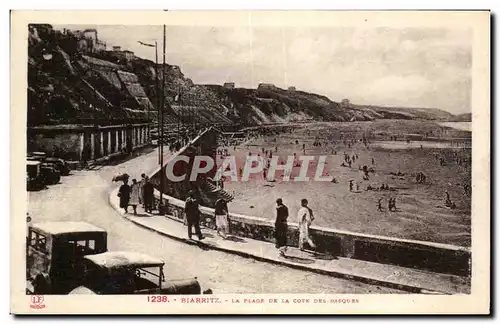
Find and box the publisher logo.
[30,295,46,309]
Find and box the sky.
[54,25,472,114]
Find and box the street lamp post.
[138,27,166,215]
[159,24,167,213]
[137,40,159,163]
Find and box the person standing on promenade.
[297,199,316,251]
[118,179,131,214]
[129,179,141,215]
[185,191,204,240]
[214,197,229,239]
[274,198,289,257]
[139,173,146,208]
[142,176,154,213]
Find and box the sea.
[439,121,472,132]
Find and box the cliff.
[28,24,152,126]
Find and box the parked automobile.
[69,251,202,295]
[27,221,206,295]
[30,152,47,159]
[45,157,70,176]
[27,155,61,185]
[26,160,45,191]
[27,221,108,294]
[39,163,61,185]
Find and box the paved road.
[28,148,402,294]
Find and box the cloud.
[54,25,472,114]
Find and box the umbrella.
[112,173,130,182]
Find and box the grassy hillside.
[447,113,472,122]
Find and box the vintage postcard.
[10,10,490,314]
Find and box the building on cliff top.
[71,28,107,54]
[341,98,351,108]
[258,83,277,90]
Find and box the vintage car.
[26,221,108,294]
[26,160,45,191]
[69,251,202,295]
[45,157,70,176]
[27,156,61,185]
[27,221,206,295]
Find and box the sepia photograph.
[10,10,490,314]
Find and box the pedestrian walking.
[274,198,289,256]
[388,198,397,212]
[184,191,204,240]
[356,182,359,192]
[214,197,229,239]
[143,176,154,213]
[297,199,316,251]
[129,179,141,215]
[349,180,354,192]
[118,179,131,213]
[139,173,146,207]
[377,198,383,212]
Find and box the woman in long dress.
[297,198,316,251]
[118,179,131,213]
[129,179,141,214]
[214,197,229,238]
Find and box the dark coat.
[143,181,154,203]
[118,184,131,208]
[274,204,289,248]
[185,197,200,221]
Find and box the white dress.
[129,183,141,205]
[297,207,315,248]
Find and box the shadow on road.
[300,250,339,261]
[281,255,315,265]
[312,253,338,261]
[224,235,246,243]
[127,212,152,218]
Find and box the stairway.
[202,178,234,202]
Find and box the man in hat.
[184,190,204,240]
[142,176,154,213]
[274,198,289,257]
